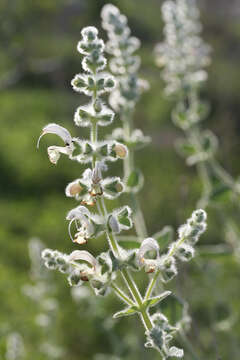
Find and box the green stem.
[90,96,152,332]
[111,282,135,306]
[209,158,236,189]
[145,236,186,300]
[122,115,148,240]
[144,270,160,300]
[91,121,98,168]
[106,217,152,331]
[130,193,148,239]
[188,127,212,202]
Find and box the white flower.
[37,123,73,164]
[66,206,104,245]
[37,123,72,147]
[137,238,160,273]
[69,250,97,269]
[67,206,94,245]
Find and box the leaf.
[117,236,140,250]
[144,291,171,309]
[175,138,197,159]
[109,250,120,271]
[153,226,174,251]
[113,306,138,319]
[208,183,231,203]
[126,169,144,192]
[117,207,132,229]
[168,346,184,358]
[201,130,218,153]
[127,170,141,187]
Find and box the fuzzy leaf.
[113,306,138,319]
[117,207,132,229]
[208,183,231,203]
[153,226,174,251]
[126,169,144,192]
[118,239,140,250]
[175,139,197,159]
[109,250,120,271]
[144,291,171,309]
[127,170,141,188]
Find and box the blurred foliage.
[1,0,240,359]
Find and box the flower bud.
[102,177,124,199]
[81,26,98,42]
[94,99,102,113]
[113,143,128,158]
[176,244,195,262]
[69,183,83,196]
[108,215,120,233]
[68,270,82,286]
[192,209,207,223]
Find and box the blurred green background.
[1,0,240,359]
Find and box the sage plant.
[101,4,150,240]
[23,238,65,359]
[38,13,207,358]
[5,333,25,360]
[155,0,240,209]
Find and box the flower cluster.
[22,239,64,359]
[145,313,183,359]
[101,4,147,112]
[38,7,208,358]
[101,4,150,234]
[5,333,25,360]
[155,0,211,96]
[42,248,116,296]
[155,0,240,209]
[137,209,207,279]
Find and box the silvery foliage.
[101,4,150,194]
[5,333,25,360]
[38,13,207,358]
[155,0,240,206]
[155,0,211,96]
[22,238,64,359]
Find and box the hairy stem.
[145,236,186,300]
[111,282,135,306]
[105,213,152,331]
[122,115,148,240]
[91,106,152,330]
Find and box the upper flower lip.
[37,123,72,148]
[137,237,159,265]
[66,205,91,221]
[69,250,97,269]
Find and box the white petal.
[168,346,184,358]
[81,26,98,40]
[65,179,81,197]
[66,206,90,220]
[37,123,72,148]
[83,168,93,181]
[47,145,71,164]
[69,250,97,268]
[137,238,159,264]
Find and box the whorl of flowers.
[101,4,150,200]
[155,0,211,97]
[5,333,25,360]
[38,8,208,358]
[155,0,240,210]
[101,4,149,114]
[154,0,212,135]
[22,239,65,358]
